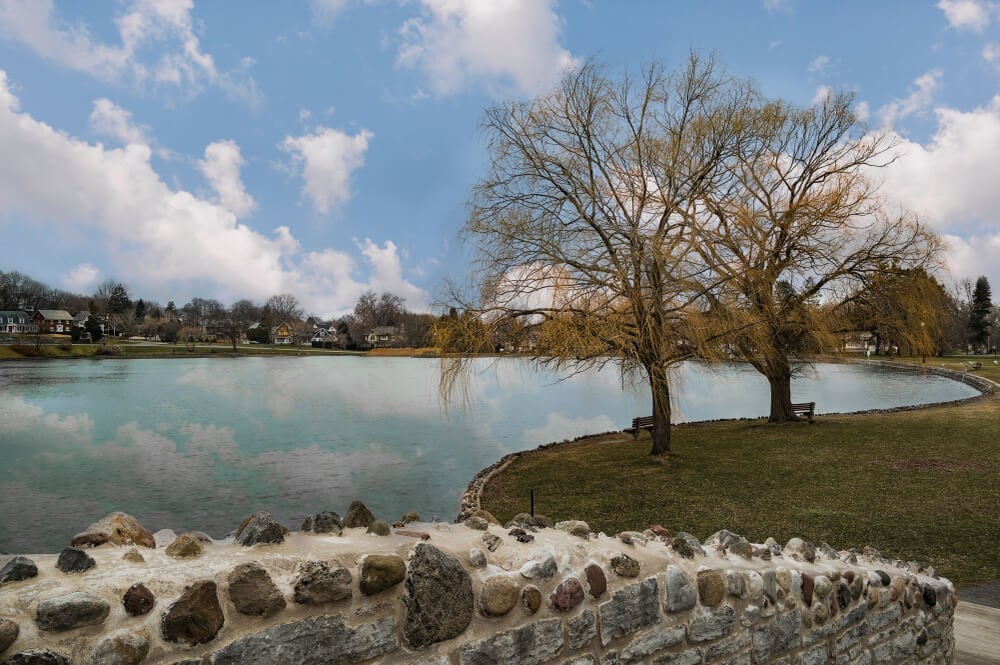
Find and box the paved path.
[955,602,1000,664]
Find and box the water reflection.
[0,357,980,553]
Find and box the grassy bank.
[481,392,1000,588]
[0,342,375,360]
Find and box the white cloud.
[0,0,259,103]
[197,140,256,218]
[985,42,1000,68]
[62,262,101,293]
[280,125,373,215]
[763,0,791,13]
[397,0,579,98]
[877,69,942,128]
[0,69,425,317]
[89,98,147,145]
[878,95,1000,287]
[937,0,994,31]
[311,0,350,24]
[854,100,871,123]
[811,85,832,105]
[522,412,616,445]
[808,55,830,76]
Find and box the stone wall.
[0,509,955,664]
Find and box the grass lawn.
[481,389,1000,589]
[0,341,367,359]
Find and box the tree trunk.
[766,371,795,422]
[648,365,672,455]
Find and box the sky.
[0,0,998,317]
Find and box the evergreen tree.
[969,276,993,351]
[134,299,146,323]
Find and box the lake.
[0,357,981,553]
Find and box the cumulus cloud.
[937,0,994,31]
[0,0,259,103]
[280,125,373,215]
[62,262,101,293]
[811,85,833,105]
[310,0,350,24]
[878,69,942,129]
[197,140,256,218]
[0,69,426,317]
[89,98,148,145]
[808,55,830,76]
[854,100,871,123]
[397,0,579,97]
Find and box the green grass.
[0,341,365,359]
[481,393,1000,588]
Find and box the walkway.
[956,601,1000,664]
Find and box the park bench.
[624,415,655,441]
[792,401,816,424]
[971,361,983,370]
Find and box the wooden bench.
[971,361,983,370]
[624,416,655,441]
[792,402,816,424]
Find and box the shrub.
[58,343,72,352]
[95,344,122,356]
[10,344,45,357]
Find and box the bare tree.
[265,293,303,324]
[695,92,940,421]
[439,56,756,455]
[222,299,261,351]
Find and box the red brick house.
[32,309,74,334]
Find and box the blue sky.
[0,0,998,316]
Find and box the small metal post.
[530,488,535,517]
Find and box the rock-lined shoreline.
[0,506,956,664]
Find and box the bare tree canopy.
[439,55,758,455]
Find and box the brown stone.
[122,549,145,564]
[889,576,906,602]
[480,576,519,617]
[123,583,155,616]
[610,553,640,578]
[585,563,607,599]
[697,570,725,607]
[801,573,815,606]
[228,563,286,618]
[360,555,407,596]
[165,534,204,559]
[0,618,18,654]
[71,512,155,549]
[395,529,430,540]
[179,531,213,544]
[521,585,542,614]
[471,509,500,525]
[647,524,672,540]
[90,629,150,665]
[160,581,224,646]
[293,560,353,604]
[549,577,585,612]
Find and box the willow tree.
[440,56,756,455]
[696,92,940,421]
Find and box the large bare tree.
[695,92,940,421]
[440,56,756,455]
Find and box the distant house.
[365,325,400,349]
[73,311,90,329]
[1,310,35,334]
[271,322,294,345]
[32,310,74,334]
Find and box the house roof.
[368,326,398,336]
[73,311,90,322]
[35,309,74,320]
[0,310,30,319]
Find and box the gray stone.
[619,626,685,664]
[762,569,778,604]
[562,657,597,665]
[90,629,150,665]
[367,520,390,536]
[549,577,585,612]
[650,651,701,665]
[569,609,596,649]
[703,631,750,661]
[726,571,747,598]
[521,585,542,614]
[458,618,563,665]
[293,560,353,604]
[751,609,801,660]
[0,618,18,654]
[360,555,406,596]
[234,512,285,546]
[36,592,110,632]
[227,562,285,617]
[480,576,519,617]
[482,533,502,552]
[160,580,224,646]
[664,565,696,613]
[705,529,743,548]
[869,603,901,630]
[747,571,764,604]
[798,643,829,665]
[1,650,70,665]
[0,557,37,585]
[555,520,591,539]
[610,553,640,578]
[55,547,95,574]
[343,501,376,528]
[301,511,342,534]
[403,543,474,649]
[519,554,558,580]
[785,538,816,562]
[122,583,155,616]
[211,616,397,665]
[729,541,753,558]
[464,516,489,530]
[164,535,203,559]
[617,531,648,545]
[598,577,660,646]
[469,548,486,567]
[742,604,761,626]
[688,605,736,643]
[813,575,833,599]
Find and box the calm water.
[0,357,979,553]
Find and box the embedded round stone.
[36,592,110,631]
[403,544,473,649]
[836,582,851,610]
[549,577,585,612]
[464,516,489,531]
[0,618,19,654]
[55,547,95,574]
[301,511,342,534]
[343,501,376,529]
[519,554,557,580]
[812,601,829,625]
[0,557,37,585]
[922,584,937,607]
[293,560,352,604]
[876,570,891,586]
[521,585,542,614]
[610,553,640,578]
[470,509,498,525]
[366,520,390,536]
[160,581,224,646]
[729,541,752,558]
[480,576,519,617]
[585,563,607,598]
[801,574,815,606]
[360,555,406,596]
[122,583,155,616]
[814,575,833,600]
[234,512,285,546]
[71,512,155,549]
[90,629,149,665]
[228,562,286,617]
[400,511,421,524]
[122,549,145,564]
[889,576,905,601]
[469,548,486,568]
[1,649,70,664]
[165,534,204,559]
[665,565,697,613]
[697,570,725,606]
[555,520,590,539]
[670,537,695,558]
